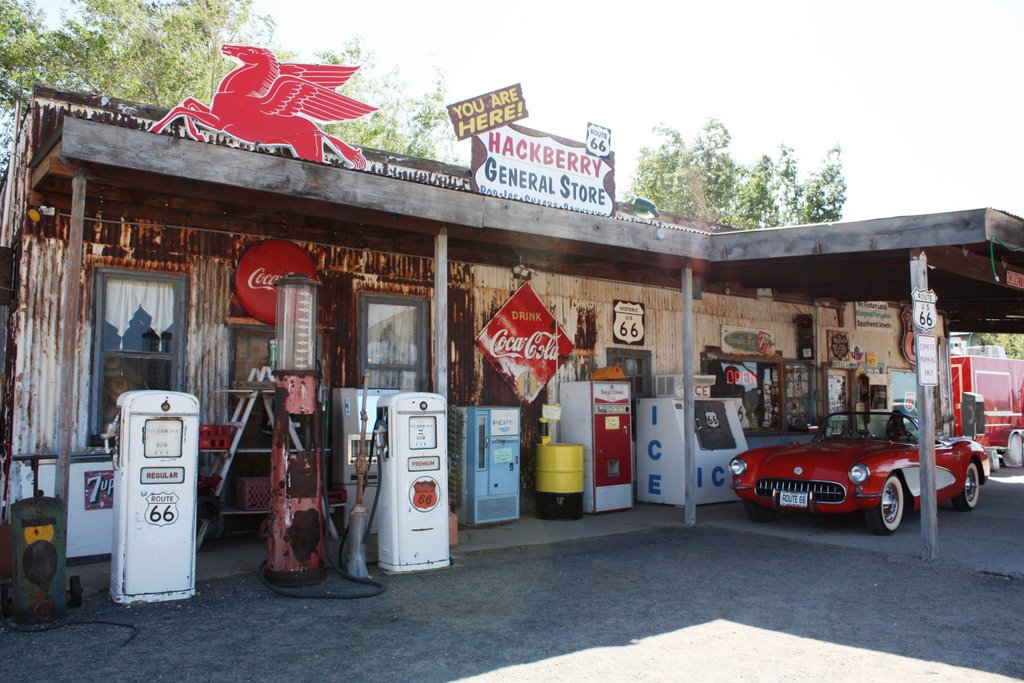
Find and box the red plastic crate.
[235,477,271,511]
[199,424,232,450]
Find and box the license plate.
[779,490,808,508]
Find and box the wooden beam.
[709,210,988,261]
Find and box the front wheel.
[865,474,904,535]
[1005,433,1023,468]
[952,460,981,511]
[743,500,778,523]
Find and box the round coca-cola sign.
[235,240,318,324]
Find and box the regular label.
[141,467,185,485]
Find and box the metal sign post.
[910,251,938,560]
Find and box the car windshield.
[817,412,919,443]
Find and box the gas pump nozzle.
[342,373,372,579]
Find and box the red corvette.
[729,411,990,534]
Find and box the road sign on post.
[912,288,938,332]
[910,253,938,561]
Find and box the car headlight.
[849,463,870,484]
[730,457,747,476]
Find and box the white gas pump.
[375,392,450,573]
[110,391,200,604]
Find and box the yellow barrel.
[536,443,584,494]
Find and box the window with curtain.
[92,271,186,438]
[359,294,429,390]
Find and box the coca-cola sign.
[235,240,318,324]
[476,283,575,404]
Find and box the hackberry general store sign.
[475,283,575,404]
[470,123,616,217]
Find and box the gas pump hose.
[257,444,384,600]
[0,614,139,646]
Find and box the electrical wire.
[989,237,1024,282]
[0,614,139,646]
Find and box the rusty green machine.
[2,455,81,624]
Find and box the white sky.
[40,0,1024,222]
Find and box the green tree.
[0,0,455,174]
[970,333,1024,359]
[800,145,846,224]
[630,120,847,229]
[315,40,457,162]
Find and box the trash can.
[535,443,584,520]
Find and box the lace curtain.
[104,279,175,349]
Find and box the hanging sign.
[586,122,612,158]
[828,330,850,361]
[912,288,938,331]
[151,45,376,169]
[855,302,895,331]
[476,283,575,404]
[917,334,938,386]
[900,305,916,365]
[722,325,774,356]
[447,84,528,140]
[612,300,645,345]
[471,124,616,217]
[1006,269,1024,290]
[235,240,318,325]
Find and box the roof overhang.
[26,114,1024,331]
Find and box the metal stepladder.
[195,366,305,548]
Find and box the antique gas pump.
[265,274,326,587]
[110,391,200,604]
[375,393,450,573]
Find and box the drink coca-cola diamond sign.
[476,283,575,404]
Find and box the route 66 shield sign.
[911,288,938,331]
[144,491,180,527]
[613,300,645,345]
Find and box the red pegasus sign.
[152,44,376,169]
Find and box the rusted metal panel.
[9,237,89,455]
[186,257,232,424]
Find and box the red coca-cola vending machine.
[560,381,633,513]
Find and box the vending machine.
[110,391,199,604]
[331,388,399,530]
[636,396,748,505]
[375,392,450,573]
[559,381,633,513]
[455,406,521,525]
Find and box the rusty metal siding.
[187,257,232,423]
[9,237,89,455]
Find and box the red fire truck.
[951,347,1024,467]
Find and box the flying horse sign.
[152,44,376,169]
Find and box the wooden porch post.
[682,267,697,526]
[911,250,938,560]
[434,229,449,401]
[54,167,87,505]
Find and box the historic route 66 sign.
[586,122,611,158]
[613,300,645,345]
[704,410,721,429]
[145,491,179,527]
[911,288,938,331]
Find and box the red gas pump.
[264,275,326,587]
